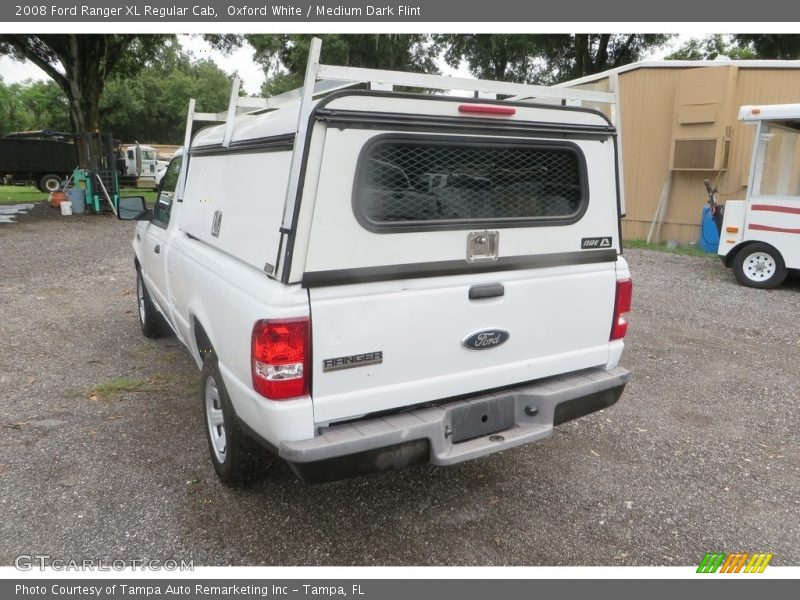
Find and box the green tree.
[0,78,21,134]
[0,78,70,134]
[17,80,71,131]
[245,34,438,95]
[667,35,756,60]
[0,34,172,165]
[666,34,800,61]
[437,34,673,84]
[437,34,545,82]
[101,50,233,144]
[731,34,800,59]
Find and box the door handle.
[154,244,160,254]
[469,283,504,299]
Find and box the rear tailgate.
[300,95,621,424]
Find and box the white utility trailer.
[719,104,800,288]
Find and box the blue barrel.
[698,205,720,253]
[66,188,86,214]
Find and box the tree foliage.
[437,35,543,83]
[731,34,800,59]
[245,34,438,95]
[667,35,756,60]
[0,34,172,165]
[0,77,70,134]
[0,39,232,145]
[666,34,800,61]
[101,53,233,144]
[437,34,673,84]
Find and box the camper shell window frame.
[351,133,590,234]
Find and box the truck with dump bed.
[118,38,632,484]
[0,130,168,192]
[0,130,77,192]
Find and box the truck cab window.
[152,156,181,228]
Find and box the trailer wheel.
[732,243,787,289]
[202,350,259,487]
[39,173,63,193]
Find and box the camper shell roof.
[189,91,616,150]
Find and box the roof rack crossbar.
[314,64,616,105]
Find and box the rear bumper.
[280,366,628,476]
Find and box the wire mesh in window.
[356,140,585,227]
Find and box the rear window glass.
[354,137,587,231]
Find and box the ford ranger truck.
[119,77,631,485]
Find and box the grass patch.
[120,188,158,204]
[0,186,48,205]
[87,372,198,401]
[87,376,150,400]
[0,185,158,206]
[625,239,717,259]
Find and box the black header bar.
[2,0,799,23]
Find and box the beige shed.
[562,60,800,243]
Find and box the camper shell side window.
[352,134,589,232]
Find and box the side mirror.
[118,196,151,221]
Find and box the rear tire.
[39,173,63,193]
[136,268,168,337]
[202,351,257,487]
[732,243,787,289]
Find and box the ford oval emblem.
[462,329,510,350]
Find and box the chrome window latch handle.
[466,230,499,263]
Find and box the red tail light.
[610,278,632,341]
[458,104,516,116]
[251,318,309,400]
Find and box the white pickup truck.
[118,42,631,485]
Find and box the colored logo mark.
[697,552,773,573]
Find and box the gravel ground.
[1,202,798,566]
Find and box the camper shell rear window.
[353,135,589,232]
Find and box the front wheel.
[732,243,787,289]
[202,351,257,487]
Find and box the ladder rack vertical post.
[177,98,196,202]
[278,37,323,253]
[222,78,242,148]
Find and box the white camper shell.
[120,39,631,484]
[719,104,800,288]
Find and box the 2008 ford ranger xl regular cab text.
[118,40,631,485]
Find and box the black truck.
[0,130,79,192]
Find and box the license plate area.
[449,396,515,443]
